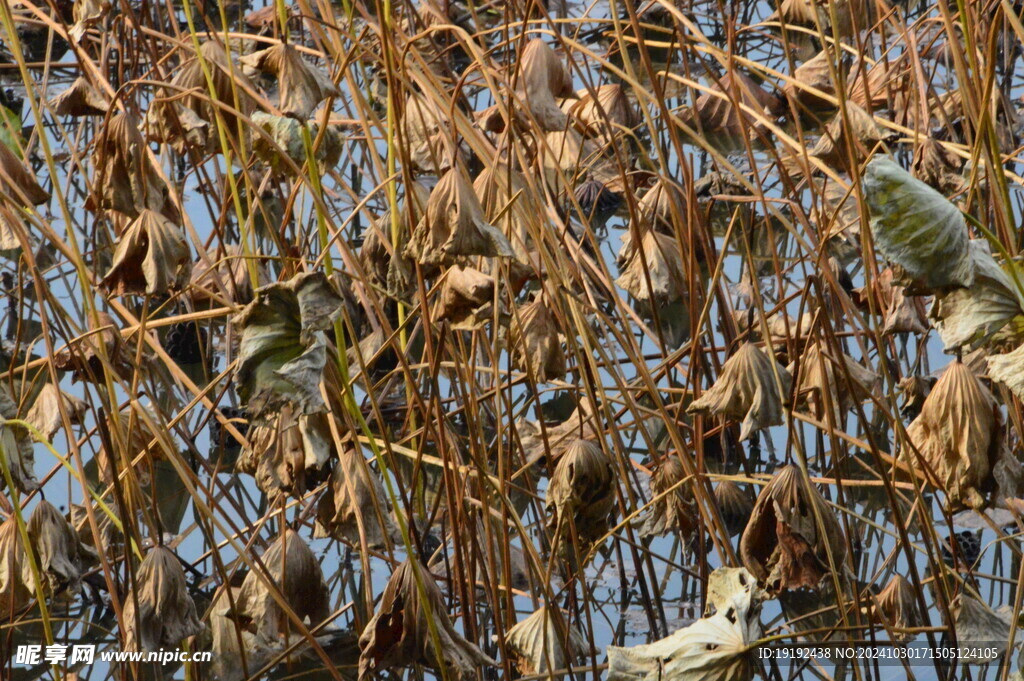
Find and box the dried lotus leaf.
[232,530,330,650]
[251,112,342,174]
[615,229,687,306]
[123,546,204,652]
[25,384,87,441]
[639,457,697,540]
[91,112,171,218]
[714,480,755,537]
[863,156,974,291]
[234,271,344,417]
[358,558,495,678]
[608,566,764,681]
[436,265,500,330]
[545,439,617,555]
[404,166,514,268]
[509,296,565,382]
[0,388,38,493]
[100,209,192,296]
[873,574,923,639]
[987,343,1024,401]
[516,38,573,132]
[50,77,109,116]
[739,465,847,592]
[25,501,96,603]
[687,342,792,442]
[790,342,879,423]
[239,43,339,119]
[504,605,588,675]
[0,517,31,614]
[0,140,49,207]
[904,361,1001,509]
[315,443,397,549]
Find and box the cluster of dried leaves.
[1,0,1024,679]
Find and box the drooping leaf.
[240,43,339,119]
[314,441,398,549]
[739,465,847,592]
[504,605,588,676]
[100,209,192,296]
[358,558,496,679]
[863,156,974,291]
[687,342,792,442]
[123,546,204,652]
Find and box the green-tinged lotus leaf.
[987,343,1024,401]
[234,272,343,416]
[952,595,1014,664]
[251,112,342,174]
[863,157,974,291]
[607,567,764,681]
[930,241,1024,352]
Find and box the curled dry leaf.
[70,0,110,40]
[100,209,192,296]
[545,439,617,552]
[615,229,687,307]
[987,342,1024,401]
[143,101,210,154]
[638,175,688,234]
[0,140,49,207]
[91,113,171,218]
[853,267,929,336]
[404,165,514,269]
[189,243,267,307]
[234,271,344,417]
[739,465,847,592]
[238,404,333,501]
[25,383,87,441]
[509,295,565,382]
[315,442,398,549]
[930,241,1024,352]
[790,342,879,423]
[512,38,573,132]
[951,594,1014,663]
[687,342,792,442]
[914,138,966,195]
[504,605,588,676]
[810,102,889,166]
[25,501,96,603]
[680,70,777,139]
[873,574,923,639]
[358,558,496,679]
[53,311,132,383]
[240,43,339,119]
[169,40,256,128]
[0,517,31,614]
[50,77,109,116]
[863,156,974,291]
[251,112,342,174]
[714,480,755,537]
[0,387,38,493]
[231,530,330,651]
[473,163,544,282]
[517,396,602,466]
[402,91,460,174]
[563,83,638,142]
[607,566,765,681]
[436,265,501,330]
[639,456,697,540]
[904,361,1002,509]
[123,546,204,652]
